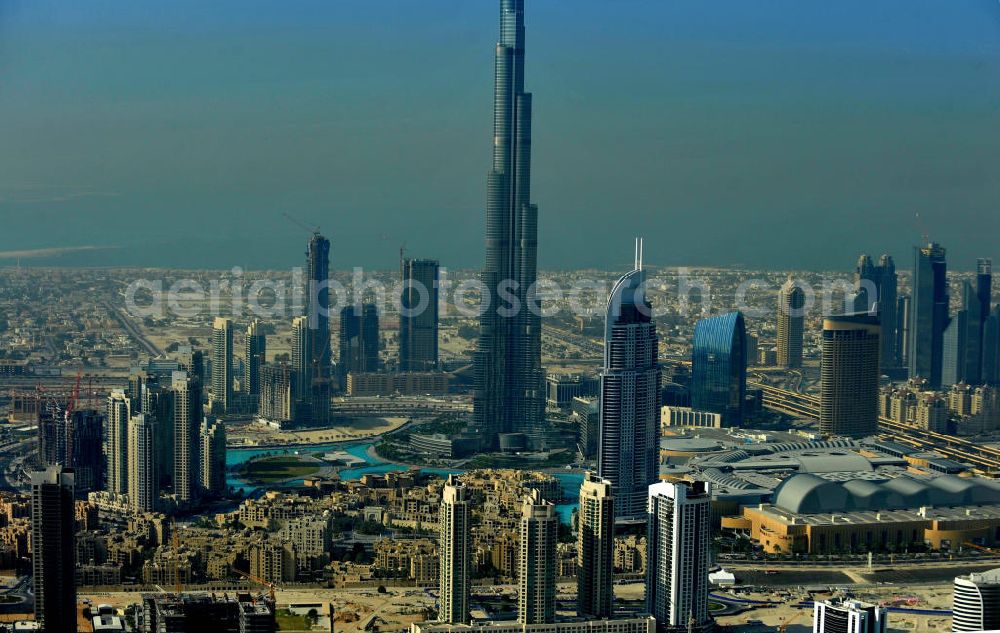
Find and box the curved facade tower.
[954,570,1000,632]
[597,259,661,521]
[691,311,746,427]
[473,0,545,449]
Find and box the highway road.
[104,301,162,357]
[752,382,1000,471]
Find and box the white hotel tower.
[645,481,713,633]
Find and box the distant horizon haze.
[2,0,999,273]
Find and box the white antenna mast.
[638,237,644,270]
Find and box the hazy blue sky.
[2,0,999,272]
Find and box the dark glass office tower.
[978,258,993,377]
[37,409,104,498]
[942,281,983,386]
[473,0,546,450]
[70,410,104,497]
[963,280,984,385]
[31,465,76,633]
[338,304,380,390]
[985,306,1000,385]
[399,258,440,372]
[306,233,333,424]
[245,319,266,401]
[909,243,949,388]
[362,304,380,372]
[597,261,660,522]
[691,311,747,427]
[856,254,898,371]
[942,310,969,387]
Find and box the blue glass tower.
[691,311,747,427]
[909,243,948,388]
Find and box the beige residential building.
[777,279,805,369]
[518,490,557,625]
[439,475,472,624]
[127,414,157,513]
[576,473,614,619]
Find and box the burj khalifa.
[472,0,546,450]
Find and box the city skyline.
[3,1,1000,631]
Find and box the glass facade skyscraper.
[909,242,949,388]
[399,258,439,372]
[244,319,266,402]
[31,465,77,633]
[338,304,380,390]
[597,261,660,522]
[985,306,1000,386]
[942,281,984,387]
[691,311,747,427]
[472,0,546,450]
[856,254,899,371]
[306,233,332,425]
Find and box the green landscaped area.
[275,608,311,631]
[240,455,323,484]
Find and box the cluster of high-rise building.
[249,237,445,423]
[105,365,227,513]
[33,348,226,522]
[907,247,999,389]
[15,0,1000,630]
[777,246,1000,441]
[433,472,712,633]
[244,233,334,425]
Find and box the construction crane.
[232,567,276,602]
[963,541,1000,556]
[282,211,320,235]
[64,371,82,467]
[778,608,807,633]
[914,211,930,244]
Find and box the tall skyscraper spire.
[473,0,545,449]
